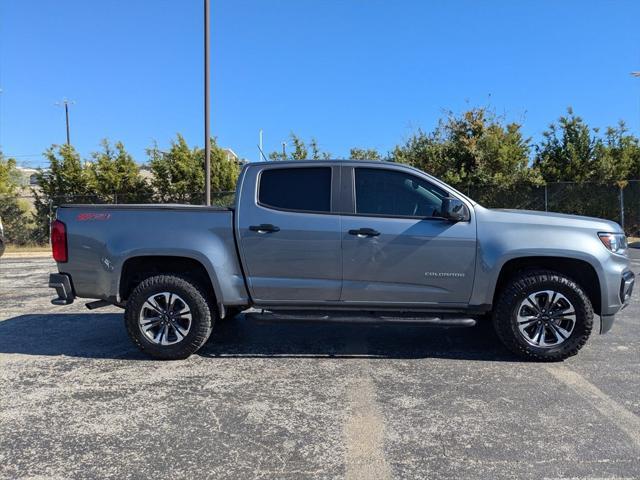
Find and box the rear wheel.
[125,275,214,359]
[493,270,593,361]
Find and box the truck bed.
[55,204,248,306]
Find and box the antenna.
[257,143,268,162]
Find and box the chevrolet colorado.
[48,160,634,361]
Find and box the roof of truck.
[247,159,397,167]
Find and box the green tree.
[87,140,151,202]
[290,134,308,160]
[32,144,92,243]
[0,153,35,245]
[392,107,540,187]
[149,135,204,203]
[201,141,241,193]
[595,121,640,183]
[533,108,601,182]
[149,134,239,204]
[268,149,286,161]
[349,148,382,160]
[269,133,331,161]
[0,153,17,196]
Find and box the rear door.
[340,165,476,306]
[236,164,342,303]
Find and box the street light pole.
[633,72,640,140]
[204,0,211,206]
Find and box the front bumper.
[601,269,634,334]
[620,270,635,306]
[49,273,75,305]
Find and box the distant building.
[138,165,154,182]
[223,148,247,167]
[15,166,40,187]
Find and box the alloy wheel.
[516,290,576,348]
[138,292,192,346]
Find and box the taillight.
[51,220,68,263]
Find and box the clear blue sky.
[1,0,640,167]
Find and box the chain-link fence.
[467,181,639,236]
[4,182,640,247]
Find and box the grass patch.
[5,244,50,253]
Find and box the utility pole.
[55,98,74,145]
[282,142,286,160]
[204,0,211,206]
[632,72,640,125]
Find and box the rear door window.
[259,167,332,213]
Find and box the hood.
[480,207,623,233]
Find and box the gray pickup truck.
[49,160,634,361]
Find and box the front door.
[237,165,342,303]
[340,166,476,306]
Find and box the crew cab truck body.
[49,160,635,360]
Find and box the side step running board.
[85,300,111,310]
[246,310,476,327]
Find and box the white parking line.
[546,365,640,451]
[344,362,392,480]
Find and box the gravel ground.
[1,253,639,480]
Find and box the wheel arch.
[492,256,602,315]
[119,255,219,306]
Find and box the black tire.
[493,270,593,362]
[125,275,214,360]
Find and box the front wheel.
[493,270,593,361]
[124,275,214,359]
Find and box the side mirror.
[441,197,470,222]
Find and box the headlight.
[598,232,627,253]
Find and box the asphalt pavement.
[0,252,639,479]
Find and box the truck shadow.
[0,312,517,361]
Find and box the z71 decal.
[76,213,111,221]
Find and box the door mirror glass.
[441,197,470,222]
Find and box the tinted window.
[259,167,332,212]
[355,168,447,217]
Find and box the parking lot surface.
[1,253,639,479]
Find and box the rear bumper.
[49,273,75,305]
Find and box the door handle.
[348,228,380,237]
[249,224,280,233]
